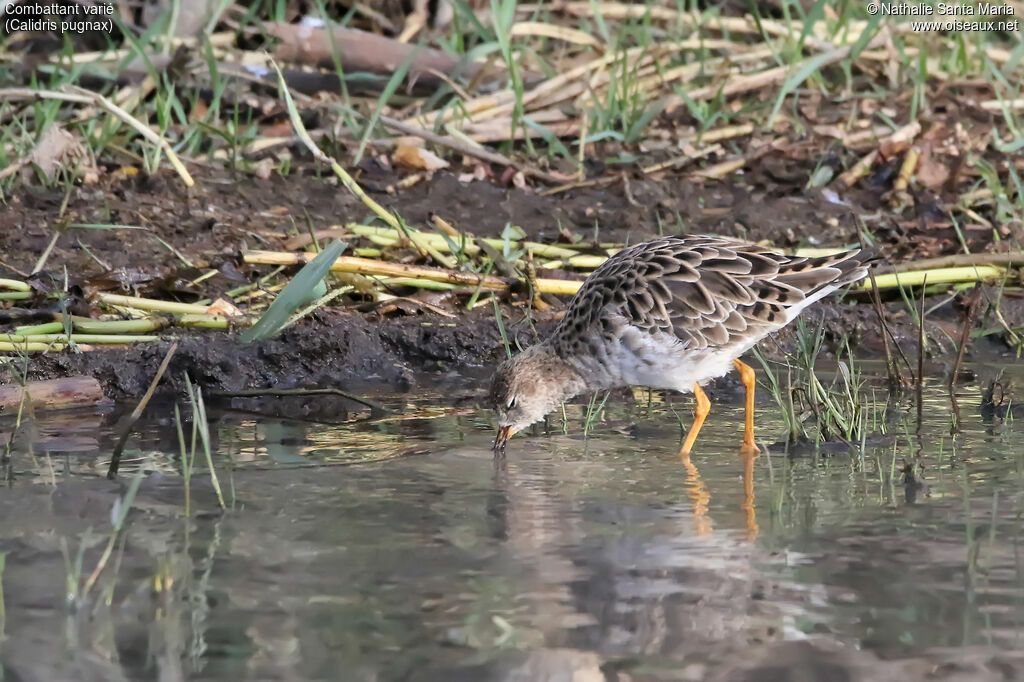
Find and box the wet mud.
[1,161,1019,404]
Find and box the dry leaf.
[916,148,950,189]
[878,122,921,158]
[26,125,99,184]
[260,119,294,137]
[206,297,243,317]
[458,163,491,183]
[189,98,208,123]
[251,158,276,179]
[393,145,449,171]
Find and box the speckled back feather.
[551,236,872,355]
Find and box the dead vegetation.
[0,0,1022,366]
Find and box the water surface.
[2,370,1024,681]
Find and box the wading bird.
[489,235,871,455]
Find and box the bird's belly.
[611,330,749,394]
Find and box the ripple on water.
[2,377,1024,680]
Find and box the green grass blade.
[240,239,347,343]
[993,136,1024,154]
[1003,37,1024,77]
[848,11,883,61]
[795,0,826,54]
[354,56,414,165]
[767,49,839,127]
[522,116,573,157]
[492,296,512,359]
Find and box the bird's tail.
[776,248,879,294]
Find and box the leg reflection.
[679,450,713,536]
[742,450,759,541]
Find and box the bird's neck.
[541,339,616,398]
[527,341,591,404]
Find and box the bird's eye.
[507,397,518,410]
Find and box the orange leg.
[678,384,713,535]
[679,383,711,457]
[733,358,759,455]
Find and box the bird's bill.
[493,425,516,451]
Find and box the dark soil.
[1,160,1019,408]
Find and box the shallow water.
[3,369,1024,681]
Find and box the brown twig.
[266,22,502,89]
[948,283,983,435]
[209,387,387,415]
[0,376,105,411]
[107,341,179,479]
[916,274,926,433]
[857,227,908,389]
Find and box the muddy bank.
[13,310,503,401]
[1,164,1019,405]
[0,165,868,280]
[4,296,1013,409]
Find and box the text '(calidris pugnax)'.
[489,235,872,456]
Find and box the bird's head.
[489,344,578,451]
